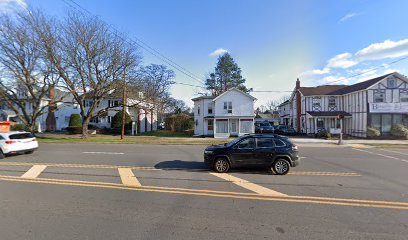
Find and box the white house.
[192,88,257,138]
[280,72,408,137]
[83,89,157,134]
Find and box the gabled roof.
[328,72,401,95]
[212,88,257,102]
[299,85,347,96]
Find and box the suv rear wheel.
[214,158,230,173]
[272,159,290,175]
[0,150,4,159]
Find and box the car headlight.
[204,150,214,154]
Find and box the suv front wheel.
[272,159,290,175]
[214,158,230,173]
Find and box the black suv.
[204,134,299,175]
[274,125,297,135]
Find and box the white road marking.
[378,148,408,157]
[118,168,141,187]
[210,173,288,197]
[83,152,124,155]
[353,148,408,163]
[21,165,47,179]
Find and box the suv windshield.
[260,122,271,127]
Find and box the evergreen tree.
[205,53,248,96]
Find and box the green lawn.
[36,132,231,145]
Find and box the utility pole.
[121,68,127,140]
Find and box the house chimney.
[296,78,301,133]
[296,78,300,90]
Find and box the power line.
[322,56,408,85]
[60,0,205,85]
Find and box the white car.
[0,131,39,159]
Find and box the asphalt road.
[0,143,407,239]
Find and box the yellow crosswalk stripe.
[210,173,288,197]
[118,168,141,187]
[21,165,47,179]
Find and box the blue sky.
[2,0,408,107]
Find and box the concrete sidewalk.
[290,138,408,145]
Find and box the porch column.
[314,118,318,134]
[214,118,217,136]
[238,118,241,135]
[227,118,230,137]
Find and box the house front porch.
[214,117,254,138]
[306,111,352,134]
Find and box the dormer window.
[197,104,200,115]
[224,101,232,113]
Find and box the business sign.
[369,103,408,113]
[330,128,341,134]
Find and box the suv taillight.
[5,140,16,144]
[292,145,298,151]
[32,139,37,142]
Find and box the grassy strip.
[36,133,231,145]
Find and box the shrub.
[165,113,193,132]
[69,114,82,127]
[66,126,82,134]
[367,127,380,138]
[390,124,408,139]
[11,124,29,131]
[316,129,331,139]
[111,111,132,129]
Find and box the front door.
[230,119,238,136]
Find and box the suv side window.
[236,138,255,149]
[256,138,274,148]
[273,139,286,147]
[0,135,4,140]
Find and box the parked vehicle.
[254,121,275,133]
[274,125,297,135]
[204,134,300,175]
[0,131,38,159]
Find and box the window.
[273,139,286,147]
[387,78,396,88]
[370,114,381,129]
[374,91,385,103]
[9,133,34,139]
[400,90,408,102]
[207,119,214,131]
[256,138,274,148]
[215,120,228,133]
[236,138,255,149]
[207,103,213,114]
[65,116,70,123]
[224,101,232,113]
[240,119,253,133]
[108,116,112,123]
[90,117,99,123]
[328,96,336,110]
[312,97,321,110]
[197,104,201,115]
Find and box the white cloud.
[338,12,359,23]
[326,53,358,69]
[0,0,27,13]
[355,39,408,60]
[209,48,228,57]
[323,75,349,85]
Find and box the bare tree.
[0,12,61,132]
[32,11,139,138]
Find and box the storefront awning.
[306,111,352,118]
